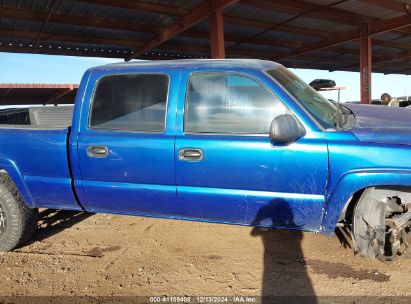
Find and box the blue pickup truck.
[0,59,409,262]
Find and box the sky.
[0,52,410,103]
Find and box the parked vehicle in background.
[0,59,409,262]
[372,99,383,105]
[309,79,336,91]
[346,100,382,105]
[400,100,411,107]
[347,99,411,107]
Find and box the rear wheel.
[0,173,38,252]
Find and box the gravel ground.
[0,209,409,302]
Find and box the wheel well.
[337,188,365,225]
[338,186,411,225]
[0,169,34,208]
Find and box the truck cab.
[70,59,328,230]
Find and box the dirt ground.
[0,209,409,301]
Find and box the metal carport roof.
[0,84,78,105]
[0,0,410,75]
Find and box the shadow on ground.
[251,199,317,303]
[26,209,94,245]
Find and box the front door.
[77,72,176,216]
[175,72,328,230]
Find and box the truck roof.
[92,59,281,72]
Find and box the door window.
[184,73,287,134]
[90,74,169,132]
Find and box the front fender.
[321,169,411,233]
[0,158,35,208]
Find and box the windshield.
[268,67,338,129]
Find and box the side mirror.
[269,114,305,143]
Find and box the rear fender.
[0,158,35,208]
[321,170,411,233]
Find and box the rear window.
[90,74,169,132]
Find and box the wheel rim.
[0,203,6,235]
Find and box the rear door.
[76,71,178,216]
[174,71,328,230]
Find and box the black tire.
[0,173,38,251]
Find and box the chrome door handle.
[87,146,109,158]
[179,148,203,162]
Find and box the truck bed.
[0,106,73,129]
[0,125,80,210]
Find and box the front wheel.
[0,173,38,252]
[353,188,410,262]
